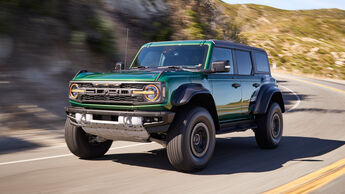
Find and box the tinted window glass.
[254,52,270,72]
[235,50,252,75]
[211,47,234,74]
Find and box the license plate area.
[93,114,118,122]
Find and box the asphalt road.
[1,74,345,194]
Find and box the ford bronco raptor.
[65,40,285,172]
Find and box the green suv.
[65,40,285,172]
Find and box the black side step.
[217,120,257,134]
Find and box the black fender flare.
[171,83,220,131]
[171,83,211,106]
[253,83,285,114]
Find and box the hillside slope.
[111,0,345,79]
[0,0,344,79]
[218,1,345,79]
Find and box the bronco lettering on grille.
[85,88,130,96]
[74,83,147,104]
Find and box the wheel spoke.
[190,122,210,158]
[271,113,281,138]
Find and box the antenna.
[124,28,129,66]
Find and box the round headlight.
[70,83,79,99]
[144,84,159,101]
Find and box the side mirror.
[211,60,230,73]
[114,62,125,71]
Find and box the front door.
[208,47,243,122]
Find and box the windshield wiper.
[131,66,148,69]
[158,66,183,69]
[158,66,199,72]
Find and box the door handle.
[252,83,260,88]
[232,83,241,88]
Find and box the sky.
[222,0,345,10]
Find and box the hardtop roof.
[145,40,266,52]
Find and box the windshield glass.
[131,45,209,69]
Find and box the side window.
[211,47,234,74]
[235,50,252,75]
[254,51,270,73]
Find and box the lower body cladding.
[65,107,175,142]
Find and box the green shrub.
[86,17,115,55]
[145,21,173,41]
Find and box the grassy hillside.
[218,1,345,79]
[154,0,345,79]
[1,0,344,79]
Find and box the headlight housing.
[69,83,85,99]
[132,83,165,103]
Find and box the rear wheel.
[65,118,113,158]
[254,102,283,149]
[167,106,216,172]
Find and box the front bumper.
[65,106,175,142]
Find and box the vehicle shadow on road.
[95,136,345,174]
[281,91,311,107]
[96,148,174,171]
[0,136,42,154]
[198,136,344,175]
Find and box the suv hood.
[74,70,161,82]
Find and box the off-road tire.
[254,102,283,149]
[167,106,216,172]
[65,118,113,158]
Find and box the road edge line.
[279,85,301,112]
[277,75,345,95]
[263,158,345,194]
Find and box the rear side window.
[254,51,270,73]
[211,47,234,74]
[235,50,252,75]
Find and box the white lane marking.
[280,85,301,112]
[0,143,152,166]
[0,81,10,84]
[0,153,73,166]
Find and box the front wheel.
[254,102,283,149]
[167,106,216,172]
[65,118,113,158]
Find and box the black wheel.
[254,102,283,149]
[167,106,216,172]
[64,118,113,158]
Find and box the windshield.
[131,45,209,69]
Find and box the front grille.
[80,95,145,105]
[81,95,142,102]
[120,83,145,89]
[79,83,93,88]
[75,82,147,105]
[79,83,145,89]
[81,95,107,101]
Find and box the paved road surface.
[1,74,345,193]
